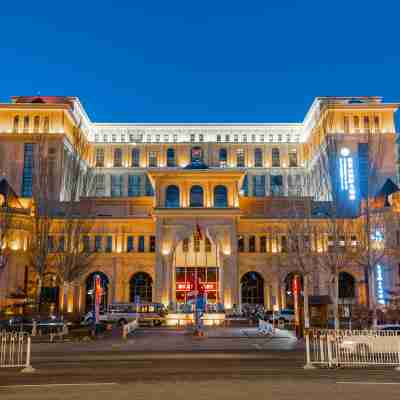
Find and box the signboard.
[339,147,356,201]
[376,264,386,305]
[94,274,102,324]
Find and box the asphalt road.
[1,328,400,399]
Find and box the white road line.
[337,382,400,385]
[0,383,118,389]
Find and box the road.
[1,327,400,399]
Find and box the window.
[82,235,90,252]
[260,236,267,253]
[164,134,169,142]
[149,236,156,252]
[105,236,112,252]
[191,147,203,166]
[344,116,350,133]
[225,135,230,142]
[145,175,154,196]
[199,134,204,142]
[114,148,122,167]
[131,149,140,167]
[22,143,34,197]
[364,116,370,133]
[219,148,227,167]
[138,236,145,252]
[166,148,175,167]
[281,236,288,253]
[96,148,104,167]
[249,236,256,252]
[205,237,212,253]
[214,185,228,207]
[193,234,200,252]
[48,236,54,252]
[253,175,265,197]
[43,116,49,133]
[156,135,160,142]
[94,236,102,252]
[254,148,263,167]
[111,175,123,197]
[58,236,65,252]
[148,151,158,167]
[190,185,204,207]
[374,116,380,132]
[241,174,249,196]
[127,236,134,252]
[190,134,195,143]
[216,135,221,143]
[289,149,298,167]
[183,238,189,252]
[13,116,19,133]
[236,149,245,167]
[95,174,105,196]
[242,135,247,142]
[33,116,40,133]
[270,175,283,196]
[234,135,238,143]
[128,175,141,197]
[272,148,280,167]
[353,116,360,132]
[238,236,245,252]
[23,116,29,133]
[166,185,180,208]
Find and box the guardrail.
[0,332,34,372]
[122,319,139,339]
[305,329,400,370]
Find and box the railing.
[0,332,34,372]
[122,319,139,339]
[305,329,400,370]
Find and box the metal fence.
[0,331,34,371]
[305,329,400,369]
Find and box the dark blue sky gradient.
[1,1,399,123]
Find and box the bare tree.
[0,187,12,307]
[52,124,96,313]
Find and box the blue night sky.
[1,1,399,123]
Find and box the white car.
[339,326,400,354]
[267,309,295,324]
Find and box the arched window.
[241,272,264,305]
[214,185,228,208]
[130,272,153,303]
[166,185,180,208]
[33,116,40,133]
[12,116,19,133]
[167,148,175,167]
[85,272,109,312]
[254,148,263,167]
[191,147,203,166]
[43,116,49,133]
[339,272,355,299]
[190,185,204,207]
[23,116,29,133]
[219,148,227,167]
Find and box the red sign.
[176,283,193,291]
[292,276,300,296]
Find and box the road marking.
[0,383,118,389]
[337,382,400,385]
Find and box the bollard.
[303,332,316,369]
[21,337,35,373]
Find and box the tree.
[0,188,12,308]
[52,123,96,313]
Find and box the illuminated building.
[0,95,399,315]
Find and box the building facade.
[0,95,399,316]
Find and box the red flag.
[196,223,203,240]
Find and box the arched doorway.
[85,272,109,312]
[241,272,264,305]
[284,273,303,310]
[130,272,153,303]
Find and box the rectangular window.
[249,236,256,252]
[272,148,280,167]
[95,236,102,252]
[374,116,380,132]
[96,148,104,167]
[145,175,154,196]
[270,175,283,196]
[111,175,123,197]
[13,116,19,133]
[193,234,200,252]
[254,149,263,167]
[289,149,298,167]
[95,174,105,196]
[128,175,141,197]
[253,175,265,197]
[82,235,90,252]
[138,236,145,252]
[236,149,245,167]
[58,236,65,252]
[281,236,288,253]
[364,116,370,133]
[205,237,212,253]
[114,148,122,167]
[237,235,245,252]
[22,143,34,197]
[183,238,189,253]
[149,236,156,252]
[190,134,195,143]
[260,236,267,253]
[48,236,54,253]
[353,116,360,132]
[105,236,112,253]
[23,116,29,133]
[131,149,140,167]
[127,236,134,252]
[344,116,350,133]
[148,151,158,167]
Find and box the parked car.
[0,315,69,333]
[266,309,295,324]
[339,326,400,354]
